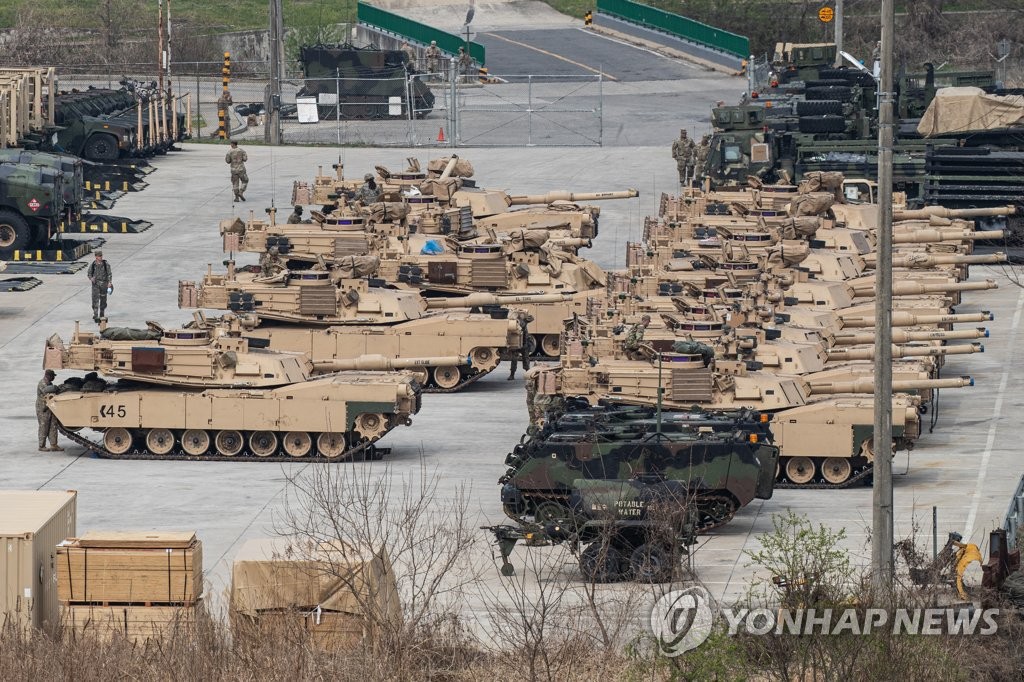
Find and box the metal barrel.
[507,189,640,205]
[851,279,998,297]
[807,375,974,395]
[423,291,576,309]
[833,327,988,345]
[863,252,1008,267]
[894,205,1017,220]
[839,311,993,328]
[825,342,983,362]
[313,354,469,372]
[892,229,1006,244]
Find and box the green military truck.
[0,162,67,251]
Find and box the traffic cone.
[437,127,446,142]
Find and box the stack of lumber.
[57,531,202,643]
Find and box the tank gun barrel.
[438,155,459,180]
[834,327,989,345]
[863,252,1008,267]
[894,205,1017,220]
[807,376,974,395]
[547,237,593,249]
[852,279,998,298]
[313,354,469,372]
[423,292,576,309]
[840,311,993,328]
[825,342,983,362]
[507,189,639,205]
[892,229,1005,244]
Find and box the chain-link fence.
[49,60,604,147]
[746,54,772,95]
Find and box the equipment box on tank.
[1,490,77,632]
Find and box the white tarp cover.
[917,86,1024,137]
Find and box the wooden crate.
[57,532,202,604]
[62,602,198,644]
[244,609,367,652]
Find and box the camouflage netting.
[100,324,163,341]
[504,230,549,252]
[918,87,1024,136]
[788,193,835,217]
[797,171,845,199]
[332,255,380,279]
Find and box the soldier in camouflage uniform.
[425,41,441,76]
[457,47,473,80]
[524,365,543,424]
[36,369,63,452]
[87,249,112,323]
[623,314,651,359]
[694,134,711,185]
[671,130,696,186]
[400,41,417,71]
[507,310,534,380]
[259,246,285,278]
[354,173,381,204]
[226,141,248,201]
[287,205,309,224]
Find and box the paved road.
[477,27,707,81]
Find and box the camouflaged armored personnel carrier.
[42,321,421,461]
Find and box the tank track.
[505,491,738,534]
[56,423,387,463]
[421,367,491,394]
[775,462,874,490]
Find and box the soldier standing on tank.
[355,173,381,204]
[37,370,64,452]
[287,205,308,224]
[87,249,112,323]
[260,246,285,277]
[507,310,534,380]
[425,41,441,76]
[671,130,696,186]
[623,314,651,359]
[226,140,248,201]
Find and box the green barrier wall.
[596,0,749,59]
[357,3,486,65]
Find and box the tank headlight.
[749,434,758,443]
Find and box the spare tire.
[798,115,847,134]
[797,100,843,116]
[805,85,854,102]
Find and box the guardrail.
[1006,473,1024,549]
[357,3,486,65]
[596,0,748,59]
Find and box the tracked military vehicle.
[297,44,434,120]
[499,404,777,532]
[42,321,421,461]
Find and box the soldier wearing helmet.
[355,173,381,204]
[259,245,285,278]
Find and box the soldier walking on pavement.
[37,369,64,452]
[671,130,696,187]
[226,140,248,201]
[507,310,534,380]
[87,249,112,323]
[623,314,651,359]
[457,47,473,80]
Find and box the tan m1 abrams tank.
[42,322,421,461]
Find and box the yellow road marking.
[483,32,619,81]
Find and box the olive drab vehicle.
[499,404,778,532]
[297,44,435,120]
[0,161,67,250]
[41,320,422,461]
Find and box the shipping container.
[0,490,77,632]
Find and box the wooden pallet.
[62,602,199,644]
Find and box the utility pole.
[266,0,283,144]
[871,0,895,595]
[833,0,844,67]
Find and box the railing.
[1006,473,1024,550]
[596,0,749,58]
[357,3,486,65]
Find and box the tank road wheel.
[0,210,31,250]
[145,428,175,455]
[249,431,279,457]
[629,543,674,583]
[181,429,211,456]
[821,457,852,485]
[579,542,624,583]
[785,456,816,485]
[282,431,313,458]
[432,366,461,390]
[103,428,133,455]
[860,438,896,461]
[532,501,566,525]
[355,413,388,440]
[215,429,244,457]
[470,347,499,372]
[316,432,348,459]
[540,334,561,357]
